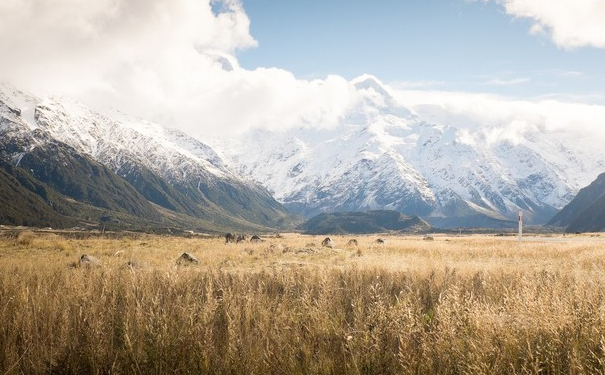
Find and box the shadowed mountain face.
[548,172,605,233]
[0,87,293,232]
[300,210,432,235]
[3,132,162,220]
[0,160,74,228]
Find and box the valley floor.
[1,230,605,374]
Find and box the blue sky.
[239,0,605,101]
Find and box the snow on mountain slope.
[220,123,436,218]
[0,84,290,228]
[31,97,232,182]
[208,76,605,226]
[0,86,38,130]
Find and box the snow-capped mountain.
[0,85,290,230]
[3,77,602,230]
[209,76,605,228]
[0,90,163,224]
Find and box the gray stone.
[177,252,200,264]
[79,254,102,267]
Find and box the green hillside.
[300,210,432,235]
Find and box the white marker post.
[518,211,523,243]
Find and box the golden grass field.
[2,230,605,374]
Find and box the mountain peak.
[352,74,391,99]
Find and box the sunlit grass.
[2,231,605,374]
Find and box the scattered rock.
[423,235,434,241]
[321,237,334,248]
[347,239,358,247]
[177,252,200,265]
[79,254,102,267]
[374,238,386,245]
[250,235,263,243]
[8,105,21,116]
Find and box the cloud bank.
[0,0,603,140]
[0,0,359,135]
[488,0,605,49]
[393,89,605,148]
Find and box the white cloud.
[484,77,530,86]
[0,0,257,80]
[392,89,605,146]
[559,71,584,78]
[2,0,604,140]
[391,80,447,90]
[0,0,363,135]
[490,0,605,49]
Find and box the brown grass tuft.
[15,230,35,246]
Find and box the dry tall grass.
[2,231,605,374]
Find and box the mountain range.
[2,78,605,233]
[0,85,292,233]
[209,76,605,229]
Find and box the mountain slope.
[0,157,252,233]
[0,86,293,232]
[210,76,602,228]
[0,160,74,228]
[548,172,605,232]
[0,98,161,221]
[300,210,432,235]
[29,95,290,228]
